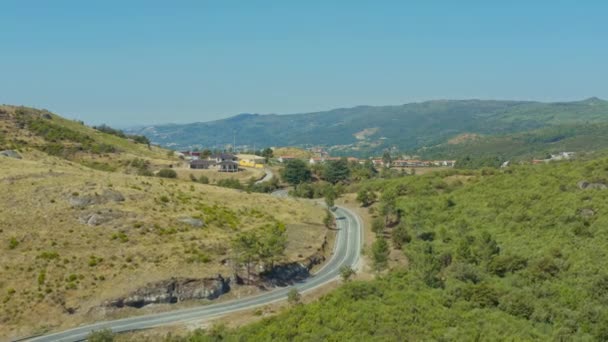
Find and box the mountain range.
[126,98,608,159]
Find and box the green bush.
[157,168,177,178]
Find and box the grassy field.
[173,165,266,184]
[0,150,326,339]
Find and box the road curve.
[24,205,363,342]
[254,168,274,184]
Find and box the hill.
[0,105,173,172]
[0,106,327,339]
[126,98,608,156]
[180,157,608,341]
[420,122,608,163]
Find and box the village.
[177,148,457,173]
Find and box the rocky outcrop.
[78,209,126,226]
[106,276,230,308]
[578,181,607,190]
[102,189,125,202]
[0,150,22,159]
[68,189,126,208]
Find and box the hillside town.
[178,148,457,172]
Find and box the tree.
[261,148,274,162]
[379,188,399,226]
[382,151,392,168]
[392,222,412,249]
[356,188,377,207]
[324,186,337,209]
[372,237,390,271]
[323,158,351,184]
[258,222,288,268]
[157,168,177,178]
[232,231,260,285]
[287,288,301,306]
[323,209,334,228]
[340,265,356,282]
[201,149,212,159]
[281,159,312,185]
[371,217,385,236]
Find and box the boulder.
[69,195,97,208]
[0,150,22,159]
[78,209,125,226]
[179,217,204,228]
[578,180,607,190]
[102,189,125,202]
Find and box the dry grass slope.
[0,106,327,339]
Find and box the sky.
[0,1,607,126]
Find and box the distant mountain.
[126,98,608,157]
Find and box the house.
[218,160,239,172]
[309,157,324,165]
[190,159,216,169]
[210,153,237,163]
[392,160,432,168]
[181,151,201,161]
[371,159,386,167]
[550,152,575,161]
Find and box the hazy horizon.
[118,96,605,128]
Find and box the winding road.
[254,168,274,184]
[24,196,363,342]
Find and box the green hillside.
[420,122,608,163]
[178,157,608,341]
[127,98,608,156]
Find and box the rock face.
[578,181,608,190]
[106,276,230,308]
[0,150,22,159]
[260,253,325,287]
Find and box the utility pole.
[233,129,236,153]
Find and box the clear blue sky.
[1,1,606,126]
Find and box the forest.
[173,156,608,341]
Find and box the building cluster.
[532,152,575,165]
[277,155,456,168]
[184,152,240,172]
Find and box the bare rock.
[69,195,97,208]
[78,209,125,226]
[68,189,125,208]
[102,189,125,202]
[578,180,607,190]
[179,217,204,228]
[0,150,22,159]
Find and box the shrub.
[157,168,177,178]
[88,329,115,342]
[8,237,19,250]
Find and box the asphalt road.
[254,168,274,184]
[24,204,363,342]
